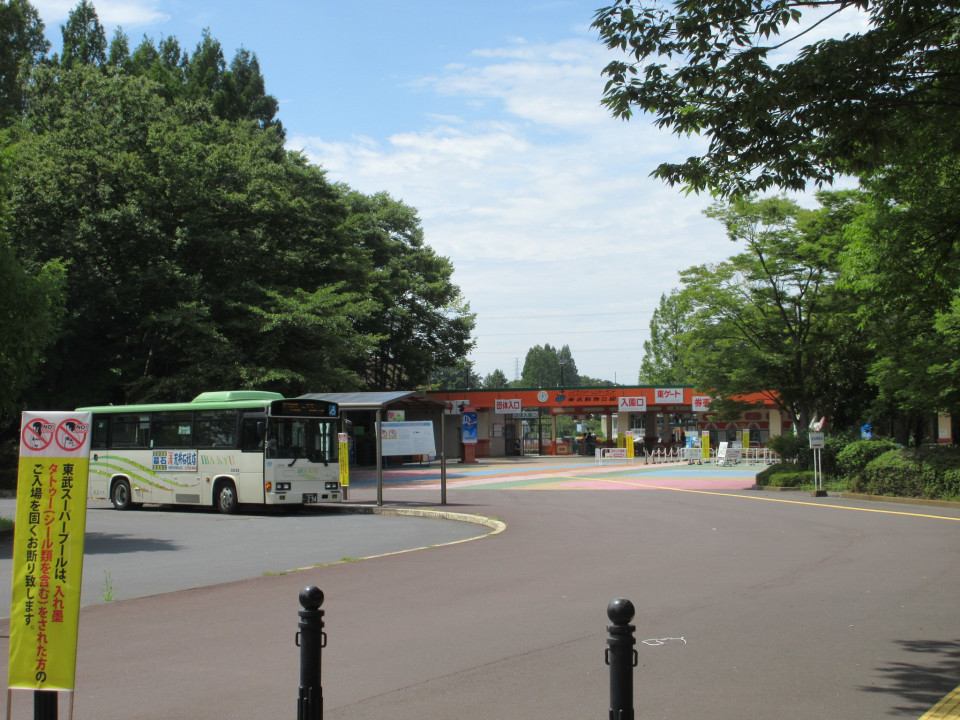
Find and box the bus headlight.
[276,482,291,492]
[324,482,339,490]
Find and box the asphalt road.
[2,469,959,720]
[0,497,490,611]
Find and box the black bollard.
[296,586,326,720]
[605,597,637,720]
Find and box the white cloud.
[290,36,731,382]
[33,0,168,27]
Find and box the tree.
[59,0,106,69]
[429,360,481,391]
[0,0,48,124]
[482,369,510,389]
[0,135,65,422]
[9,64,378,405]
[592,0,960,196]
[520,344,579,388]
[639,291,696,385]
[673,194,869,430]
[215,48,281,134]
[842,135,960,429]
[338,189,475,390]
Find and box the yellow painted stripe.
[592,478,960,522]
[920,685,960,719]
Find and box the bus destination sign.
[271,399,339,418]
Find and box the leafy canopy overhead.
[593,0,960,196]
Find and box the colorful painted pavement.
[348,458,762,492]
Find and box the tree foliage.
[639,290,696,385]
[0,1,475,414]
[521,344,580,388]
[593,0,960,196]
[842,133,960,420]
[0,0,48,125]
[668,194,870,429]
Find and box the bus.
[78,390,342,513]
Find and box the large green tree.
[0,136,65,422]
[10,64,376,405]
[59,0,106,69]
[0,0,48,125]
[593,0,960,196]
[638,290,696,385]
[842,135,960,426]
[339,189,475,390]
[673,194,870,430]
[520,344,579,388]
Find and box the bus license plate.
[303,493,317,504]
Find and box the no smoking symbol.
[56,418,89,452]
[22,418,55,450]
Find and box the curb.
[752,486,960,510]
[321,503,507,535]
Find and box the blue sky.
[32,1,865,385]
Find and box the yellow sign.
[701,430,711,460]
[8,412,91,691]
[338,433,350,487]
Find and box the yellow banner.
[701,430,711,460]
[338,433,350,487]
[8,412,91,691]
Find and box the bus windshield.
[267,417,337,465]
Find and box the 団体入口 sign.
[8,411,92,691]
[495,398,522,414]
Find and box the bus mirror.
[257,421,266,440]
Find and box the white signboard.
[618,397,647,412]
[655,388,685,404]
[495,398,522,414]
[444,400,468,415]
[380,421,437,456]
[692,396,712,412]
[809,431,825,449]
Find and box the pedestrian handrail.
[596,447,633,465]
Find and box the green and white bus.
[79,391,342,513]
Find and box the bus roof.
[77,390,285,414]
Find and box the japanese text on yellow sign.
[8,412,91,691]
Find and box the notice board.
[380,421,436,457]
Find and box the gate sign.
[618,397,647,412]
[9,411,92,692]
[495,398,522,414]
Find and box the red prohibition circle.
[22,418,55,451]
[56,418,89,452]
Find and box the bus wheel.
[215,481,238,514]
[111,479,136,510]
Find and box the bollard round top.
[299,585,325,610]
[607,597,635,624]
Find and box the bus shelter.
[299,391,448,506]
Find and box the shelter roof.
[299,391,445,412]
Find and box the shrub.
[836,438,900,477]
[852,447,960,500]
[755,463,814,487]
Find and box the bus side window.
[241,418,265,453]
[91,417,109,449]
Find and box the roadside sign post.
[809,431,826,496]
[8,411,92,720]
